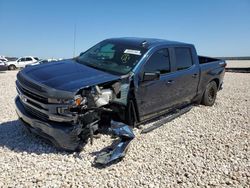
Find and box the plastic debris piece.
[94,121,135,165]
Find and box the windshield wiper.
[76,59,121,75]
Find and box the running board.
[141,105,193,134]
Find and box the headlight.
[48,98,74,104]
[74,95,82,106]
[73,95,87,106]
[49,95,87,105]
[56,95,87,115]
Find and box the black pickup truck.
[15,38,226,151]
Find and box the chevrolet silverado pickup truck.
[15,38,226,151]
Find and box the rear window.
[175,48,193,70]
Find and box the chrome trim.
[219,62,226,66]
[16,85,76,123]
[17,85,48,110]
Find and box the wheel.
[8,65,16,70]
[201,81,218,106]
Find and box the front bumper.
[15,96,82,151]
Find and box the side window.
[144,49,170,74]
[26,57,32,61]
[19,58,26,62]
[175,48,193,70]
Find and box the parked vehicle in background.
[6,56,39,70]
[6,57,18,61]
[25,58,59,67]
[0,60,8,71]
[0,56,8,63]
[15,38,226,151]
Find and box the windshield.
[76,40,147,75]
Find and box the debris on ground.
[94,121,135,166]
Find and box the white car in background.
[0,56,8,63]
[6,56,39,70]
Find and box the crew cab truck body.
[15,38,226,151]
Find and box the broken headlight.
[48,98,74,104]
[73,95,87,106]
[57,95,87,115]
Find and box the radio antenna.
[73,24,76,57]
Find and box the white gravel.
[0,70,249,187]
[226,60,250,68]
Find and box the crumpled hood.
[21,59,120,92]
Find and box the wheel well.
[210,78,219,89]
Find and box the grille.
[16,72,72,123]
[16,73,49,121]
[17,81,48,103]
[23,103,49,121]
[17,73,43,92]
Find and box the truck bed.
[197,56,226,95]
[198,56,221,64]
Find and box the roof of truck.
[106,37,191,48]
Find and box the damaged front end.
[15,70,133,154]
[67,80,128,147]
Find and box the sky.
[0,0,250,59]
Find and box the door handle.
[192,73,198,78]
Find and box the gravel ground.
[0,70,249,187]
[226,60,250,68]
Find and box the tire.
[8,65,16,70]
[201,81,218,106]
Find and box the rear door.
[171,47,200,105]
[17,58,26,67]
[24,57,34,66]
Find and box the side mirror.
[143,72,160,81]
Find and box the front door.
[136,48,176,118]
